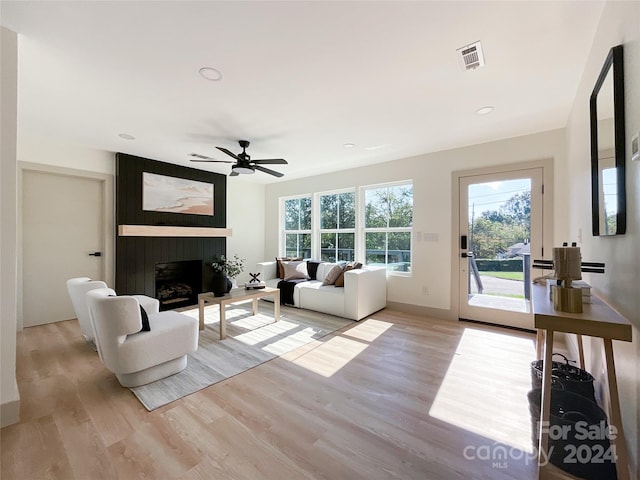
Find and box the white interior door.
[22,170,104,327]
[458,167,543,330]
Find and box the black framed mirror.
[590,45,625,236]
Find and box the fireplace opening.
[155,260,202,310]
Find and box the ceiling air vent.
[456,41,485,71]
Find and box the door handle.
[89,252,102,257]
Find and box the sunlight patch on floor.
[260,327,326,356]
[341,318,393,342]
[429,327,536,452]
[467,294,531,313]
[289,335,368,377]
[232,319,299,346]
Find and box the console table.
[532,283,632,480]
[198,287,280,339]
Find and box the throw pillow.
[322,264,344,285]
[276,257,303,278]
[139,305,151,332]
[334,265,353,287]
[334,262,363,287]
[282,260,309,281]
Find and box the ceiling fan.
[189,140,288,177]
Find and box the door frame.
[450,159,554,324]
[17,162,114,330]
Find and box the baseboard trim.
[0,380,20,428]
[384,301,456,321]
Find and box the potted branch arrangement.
[211,254,245,297]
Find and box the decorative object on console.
[190,140,288,178]
[551,244,583,313]
[532,244,604,313]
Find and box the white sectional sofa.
[256,260,387,321]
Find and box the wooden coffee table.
[197,287,280,339]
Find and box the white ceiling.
[1,1,605,183]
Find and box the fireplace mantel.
[118,225,232,238]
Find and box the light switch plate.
[632,132,639,162]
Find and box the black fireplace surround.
[115,153,227,304]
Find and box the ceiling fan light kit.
[232,165,255,175]
[190,140,287,178]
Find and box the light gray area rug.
[130,301,350,411]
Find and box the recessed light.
[199,67,222,82]
[475,106,494,115]
[343,143,356,149]
[118,133,135,140]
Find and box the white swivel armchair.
[67,277,160,344]
[86,288,198,387]
[66,277,108,343]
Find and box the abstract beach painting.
[142,172,214,216]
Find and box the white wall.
[1,26,20,427]
[264,128,565,315]
[19,134,115,176]
[564,1,640,476]
[226,178,266,286]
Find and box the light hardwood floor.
[2,308,576,479]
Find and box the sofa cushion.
[297,281,346,317]
[282,260,309,281]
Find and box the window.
[279,182,413,272]
[282,196,311,258]
[363,182,413,272]
[319,191,355,262]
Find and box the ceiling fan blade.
[251,159,288,165]
[189,153,234,163]
[216,146,241,160]
[254,165,284,178]
[190,159,234,163]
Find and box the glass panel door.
[459,168,543,330]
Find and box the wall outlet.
[421,285,429,296]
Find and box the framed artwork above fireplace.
[142,172,214,216]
